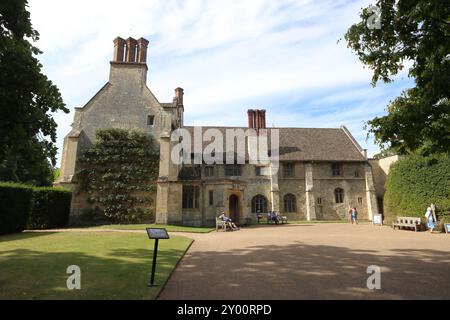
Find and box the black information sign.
[146,228,170,239]
[146,228,170,287]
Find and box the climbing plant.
[77,128,159,223]
[383,153,450,226]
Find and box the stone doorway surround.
[225,181,245,224]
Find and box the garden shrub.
[0,182,33,235]
[28,187,72,229]
[384,153,450,228]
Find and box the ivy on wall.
[77,129,159,223]
[384,153,450,230]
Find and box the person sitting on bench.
[268,211,280,224]
[218,212,240,231]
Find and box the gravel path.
[158,223,450,300]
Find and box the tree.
[0,0,68,185]
[345,0,450,155]
[77,129,160,224]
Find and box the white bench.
[392,217,421,232]
[216,218,227,232]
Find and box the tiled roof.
[181,126,366,162]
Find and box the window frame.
[334,188,344,203]
[283,163,295,177]
[251,195,268,213]
[225,164,241,177]
[147,115,155,126]
[331,163,342,176]
[204,166,214,178]
[182,185,199,209]
[284,193,297,212]
[209,190,214,206]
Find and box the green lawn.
[0,232,192,299]
[86,224,214,233]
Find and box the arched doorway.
[229,194,239,222]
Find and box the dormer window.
[147,115,155,126]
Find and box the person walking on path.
[351,207,359,225]
[348,207,353,224]
[425,207,435,233]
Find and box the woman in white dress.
[425,207,434,233]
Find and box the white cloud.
[27,0,410,163]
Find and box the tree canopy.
[0,0,68,185]
[345,0,450,155]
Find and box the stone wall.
[156,161,376,227]
[57,62,179,221]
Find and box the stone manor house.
[56,37,395,227]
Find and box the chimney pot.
[261,109,266,129]
[247,110,254,128]
[255,110,260,131]
[113,37,126,62]
[137,37,149,63]
[125,37,138,63]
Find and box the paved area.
[159,223,450,300]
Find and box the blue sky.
[28,0,413,164]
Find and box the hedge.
[0,182,72,235]
[28,187,72,229]
[0,182,33,235]
[384,153,450,226]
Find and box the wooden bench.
[392,217,422,232]
[257,214,264,224]
[267,214,288,225]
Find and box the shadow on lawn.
[0,232,59,243]
[0,246,186,300]
[160,241,450,300]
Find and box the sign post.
[146,228,170,287]
[445,223,450,234]
[372,213,383,226]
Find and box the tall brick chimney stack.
[175,87,184,107]
[112,36,149,64]
[110,36,149,85]
[247,109,266,132]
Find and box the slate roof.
[182,126,366,162]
